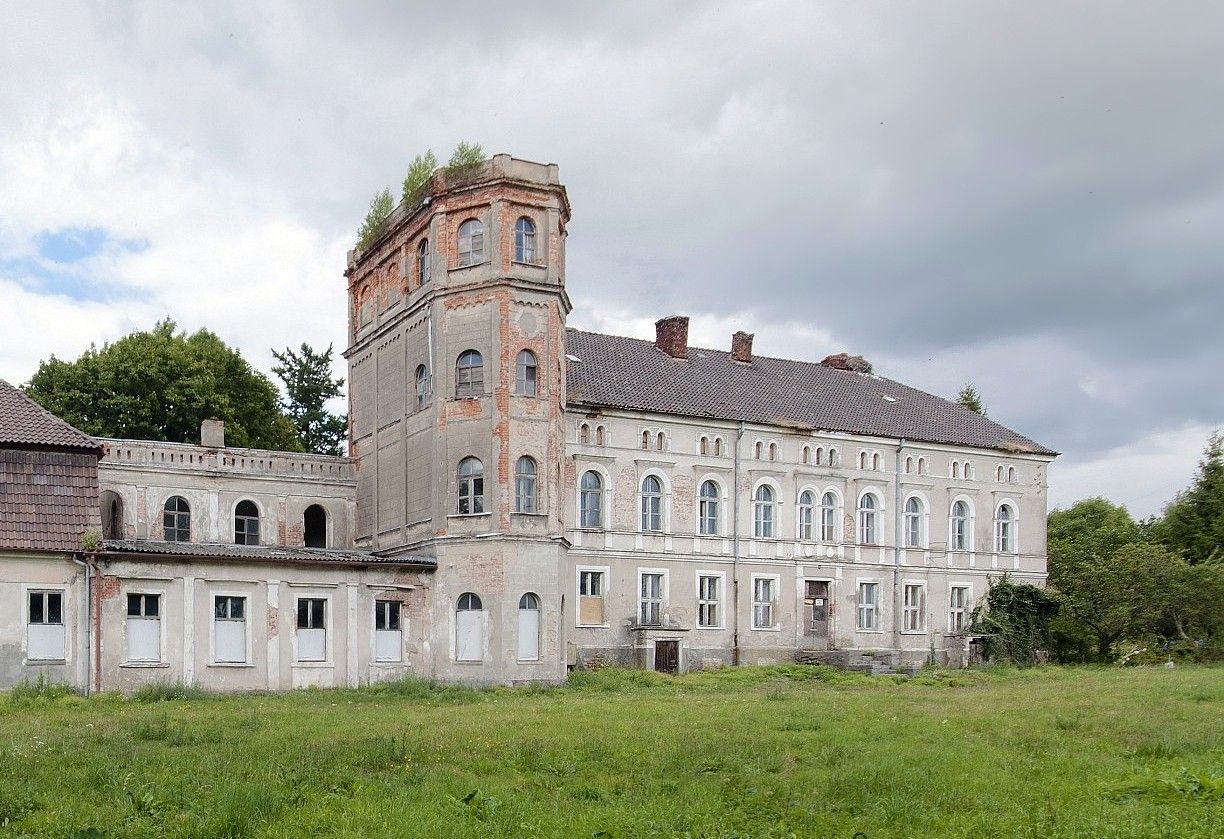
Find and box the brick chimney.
[731,331,754,363]
[654,315,689,359]
[821,353,873,374]
[201,418,225,449]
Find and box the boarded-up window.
[213,595,246,663]
[517,593,540,662]
[375,599,402,662]
[456,593,483,662]
[126,593,161,662]
[27,590,65,661]
[296,598,327,662]
[578,570,605,625]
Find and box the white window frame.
[517,592,541,662]
[577,467,607,530]
[950,496,974,552]
[750,573,780,630]
[858,490,882,546]
[903,494,927,549]
[637,568,668,627]
[819,489,841,543]
[696,476,723,537]
[752,480,778,539]
[796,487,817,541]
[293,594,332,665]
[576,565,610,628]
[995,500,1019,554]
[124,589,165,665]
[696,571,725,629]
[24,585,68,663]
[209,591,251,666]
[902,582,926,633]
[949,583,972,633]
[856,580,880,632]
[454,592,485,663]
[639,471,669,534]
[374,598,404,663]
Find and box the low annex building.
[0,155,1056,691]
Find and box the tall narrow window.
[514,216,537,263]
[457,218,484,266]
[798,490,815,540]
[234,500,260,546]
[872,452,881,470]
[768,442,778,461]
[917,457,927,475]
[304,504,327,548]
[656,432,666,451]
[639,572,664,626]
[515,350,538,396]
[295,597,326,662]
[904,497,924,548]
[458,457,485,514]
[752,577,775,629]
[514,456,537,514]
[753,485,775,538]
[857,582,878,630]
[417,238,430,285]
[641,430,650,450]
[951,500,970,551]
[949,586,969,632]
[995,504,1015,553]
[828,448,838,467]
[126,593,162,662]
[802,445,811,465]
[456,593,484,662]
[699,436,708,456]
[820,492,838,541]
[858,494,878,545]
[903,584,925,632]
[579,423,590,444]
[415,364,429,410]
[713,437,722,456]
[27,590,65,661]
[456,350,484,398]
[697,575,721,628]
[375,600,402,662]
[698,480,720,536]
[163,496,190,542]
[214,595,247,663]
[578,570,606,625]
[579,471,603,529]
[595,426,606,446]
[517,593,540,661]
[641,475,664,532]
[754,441,763,459]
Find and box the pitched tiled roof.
[0,449,101,552]
[0,379,100,451]
[564,329,1055,456]
[103,539,437,568]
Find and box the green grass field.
[1,666,1220,838]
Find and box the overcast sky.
[1,2,1220,518]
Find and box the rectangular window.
[639,572,663,626]
[126,592,162,662]
[295,597,327,662]
[27,590,65,661]
[213,595,247,664]
[578,570,606,626]
[903,584,925,632]
[752,577,775,629]
[857,582,878,631]
[697,574,721,628]
[949,586,969,633]
[375,599,402,662]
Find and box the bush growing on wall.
[357,187,394,250]
[402,150,437,206]
[967,577,1060,664]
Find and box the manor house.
[0,155,1055,691]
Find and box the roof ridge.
[0,378,100,451]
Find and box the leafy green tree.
[24,320,301,451]
[402,150,438,205]
[271,343,347,456]
[1048,497,1141,562]
[446,141,485,179]
[357,187,395,250]
[967,577,1060,664]
[1152,432,1224,565]
[957,383,986,415]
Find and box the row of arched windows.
[456,456,541,515]
[455,216,540,269]
[454,590,541,662]
[155,496,327,548]
[578,422,608,446]
[415,349,538,407]
[574,471,1019,551]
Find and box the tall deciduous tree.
[23,320,301,450]
[1152,433,1224,564]
[271,343,347,456]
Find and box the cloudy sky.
[1,2,1220,517]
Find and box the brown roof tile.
[0,379,100,451]
[0,449,101,552]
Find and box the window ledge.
[855,629,885,634]
[24,658,67,665]
[694,626,725,631]
[512,511,547,518]
[373,658,405,665]
[208,662,255,668]
[121,662,169,669]
[751,626,782,632]
[575,623,610,629]
[448,512,491,519]
[900,630,928,636]
[292,661,333,668]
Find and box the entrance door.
[804,581,830,649]
[654,639,679,674]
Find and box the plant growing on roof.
[357,187,395,250]
[402,150,438,206]
[445,141,486,180]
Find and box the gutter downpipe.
[893,438,905,654]
[71,553,91,696]
[732,421,745,666]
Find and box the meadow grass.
[0,665,1219,837]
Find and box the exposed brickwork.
[731,331,754,363]
[654,316,689,359]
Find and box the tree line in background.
[23,320,347,457]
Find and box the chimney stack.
[820,353,873,374]
[201,418,225,449]
[654,315,689,359]
[731,331,754,363]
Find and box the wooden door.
[654,639,679,674]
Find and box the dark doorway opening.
[304,504,327,548]
[804,580,830,649]
[654,640,679,674]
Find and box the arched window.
[579,423,590,444]
[656,431,666,451]
[904,496,924,548]
[515,349,538,396]
[641,430,650,450]
[713,437,722,456]
[579,471,603,529]
[753,485,775,538]
[859,451,869,470]
[514,217,537,263]
[858,493,878,545]
[456,593,483,662]
[641,475,664,532]
[457,457,485,514]
[101,490,124,540]
[815,446,824,466]
[754,441,763,459]
[698,480,720,536]
[163,496,190,542]
[802,445,811,465]
[1007,466,1016,483]
[996,465,1004,482]
[797,490,815,541]
[417,238,430,285]
[456,350,484,398]
[235,500,260,546]
[829,448,838,467]
[517,592,540,661]
[595,425,606,446]
[952,461,961,479]
[415,364,429,410]
[514,456,537,514]
[768,442,777,461]
[457,218,484,267]
[699,436,708,456]
[872,452,881,471]
[304,504,327,548]
[820,491,838,542]
[996,504,1016,553]
[917,457,927,475]
[905,456,914,474]
[951,500,971,551]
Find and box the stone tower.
[345,154,571,682]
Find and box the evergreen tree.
[957,383,987,416]
[1153,433,1224,564]
[271,343,347,456]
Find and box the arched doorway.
[304,504,327,548]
